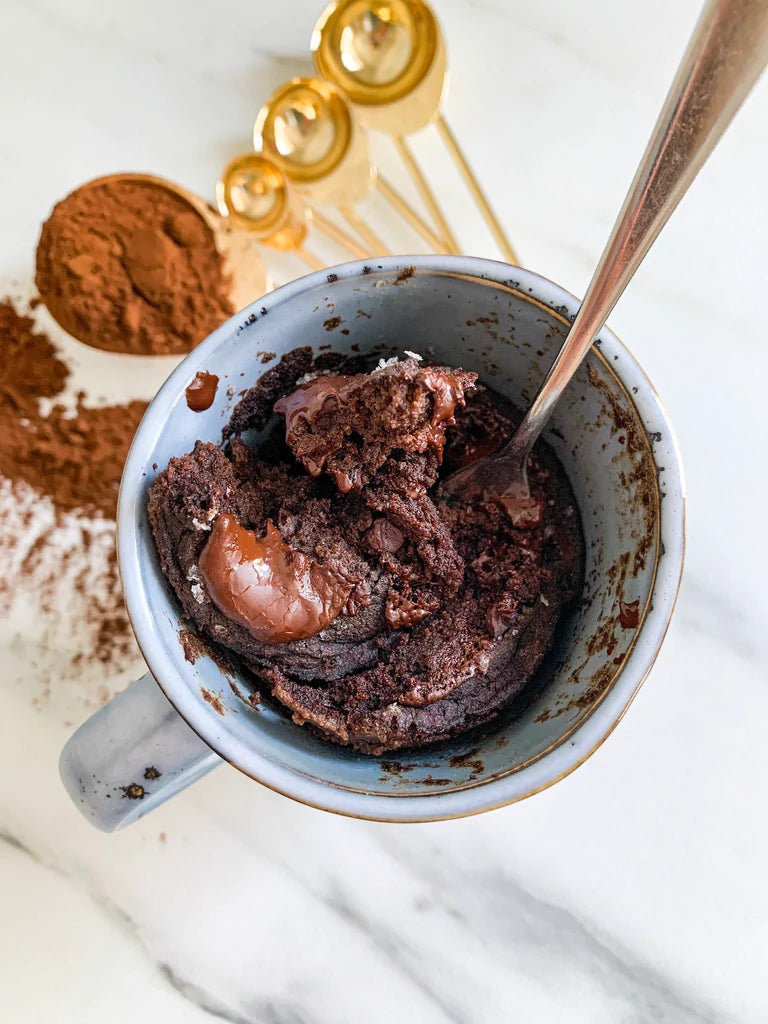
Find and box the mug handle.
[59,672,221,831]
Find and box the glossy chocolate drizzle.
[420,369,467,442]
[273,375,355,479]
[273,364,470,482]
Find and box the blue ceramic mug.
[60,257,684,830]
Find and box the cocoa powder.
[0,483,141,704]
[0,301,147,518]
[35,177,234,356]
[0,299,146,696]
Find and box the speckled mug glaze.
[60,257,684,829]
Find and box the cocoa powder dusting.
[35,178,234,355]
[0,299,145,702]
[0,301,146,518]
[0,483,141,705]
[200,687,226,715]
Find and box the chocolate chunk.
[185,371,219,412]
[199,515,353,643]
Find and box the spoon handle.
[516,0,768,453]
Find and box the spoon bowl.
[336,2,417,85]
[255,76,446,253]
[217,153,312,253]
[255,77,373,204]
[312,0,443,131]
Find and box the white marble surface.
[1,0,767,1020]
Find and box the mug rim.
[118,255,685,822]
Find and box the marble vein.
[159,965,313,1024]
[0,827,39,861]
[324,882,470,1024]
[198,822,473,1024]
[378,836,734,1024]
[158,967,252,1024]
[0,822,250,1022]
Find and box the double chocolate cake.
[148,350,584,754]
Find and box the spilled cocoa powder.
[0,477,141,707]
[0,301,147,518]
[0,299,145,698]
[35,177,234,356]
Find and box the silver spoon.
[442,0,768,521]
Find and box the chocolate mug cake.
[149,350,584,754]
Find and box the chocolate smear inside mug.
[35,177,236,356]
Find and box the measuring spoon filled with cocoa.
[35,158,368,357]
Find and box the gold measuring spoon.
[217,152,369,270]
[312,0,517,263]
[254,77,446,254]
